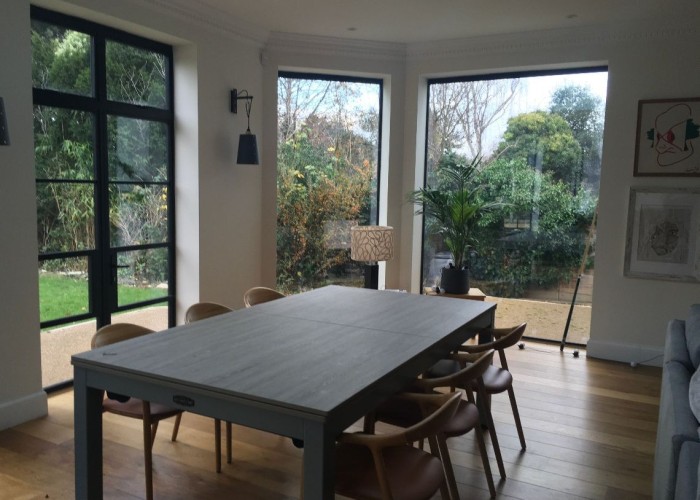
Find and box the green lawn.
[39,273,166,323]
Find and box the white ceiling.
[185,0,696,44]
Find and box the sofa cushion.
[692,369,700,437]
[654,361,700,500]
[674,441,700,500]
[667,319,693,371]
[685,304,700,369]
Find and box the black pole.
[560,275,581,351]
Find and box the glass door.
[32,7,175,388]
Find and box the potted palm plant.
[409,154,496,294]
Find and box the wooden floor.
[0,342,661,499]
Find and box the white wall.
[0,0,47,429]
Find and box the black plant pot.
[441,267,469,294]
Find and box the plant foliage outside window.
[424,70,607,298]
[276,74,381,293]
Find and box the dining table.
[72,285,496,499]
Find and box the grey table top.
[72,285,495,418]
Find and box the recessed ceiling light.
[347,27,357,31]
[566,13,578,19]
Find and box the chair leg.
[171,413,182,441]
[150,421,159,449]
[363,412,376,434]
[474,422,497,498]
[507,386,527,451]
[436,435,460,500]
[215,419,222,473]
[226,421,233,464]
[142,402,154,500]
[478,392,506,480]
[428,435,451,500]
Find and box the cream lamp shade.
[350,226,394,263]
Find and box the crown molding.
[407,18,700,61]
[138,0,269,47]
[265,32,407,62]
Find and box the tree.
[496,111,582,189]
[470,157,596,296]
[427,79,520,166]
[549,84,604,188]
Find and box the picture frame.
[624,187,700,282]
[633,97,700,176]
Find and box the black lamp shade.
[0,97,9,146]
[237,132,259,164]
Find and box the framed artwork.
[624,188,700,282]
[633,97,700,176]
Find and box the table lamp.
[350,225,394,289]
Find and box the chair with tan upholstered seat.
[91,323,182,500]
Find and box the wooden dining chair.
[431,323,528,453]
[91,323,182,500]
[365,349,501,498]
[184,301,234,472]
[243,286,285,307]
[184,301,233,323]
[458,323,528,452]
[335,391,462,500]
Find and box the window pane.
[36,182,95,253]
[276,76,381,292]
[110,184,168,246]
[106,40,167,109]
[423,71,607,345]
[39,256,90,322]
[31,20,92,96]
[34,105,94,180]
[116,248,168,307]
[108,116,168,182]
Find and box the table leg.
[302,421,335,499]
[74,367,104,499]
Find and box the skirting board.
[0,391,48,431]
[587,339,664,367]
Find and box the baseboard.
[0,391,48,431]
[587,339,664,367]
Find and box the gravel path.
[40,297,590,387]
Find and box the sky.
[480,70,609,155]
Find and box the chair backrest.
[185,302,233,323]
[415,349,495,392]
[400,392,462,445]
[91,323,154,349]
[243,286,285,308]
[490,323,527,351]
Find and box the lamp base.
[363,264,379,289]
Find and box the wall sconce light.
[230,89,259,165]
[0,97,9,146]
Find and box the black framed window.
[276,72,383,292]
[31,6,175,387]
